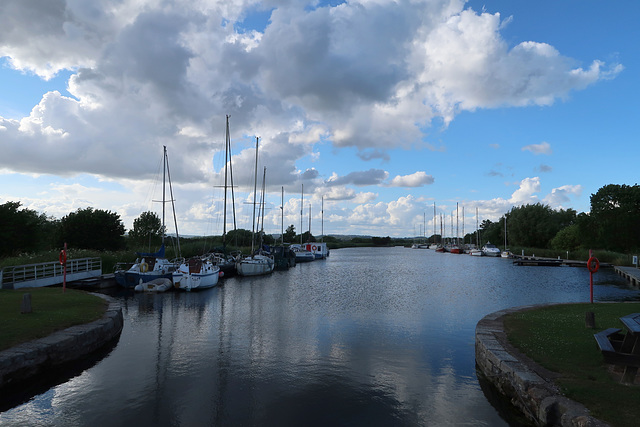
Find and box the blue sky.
[1,0,639,239]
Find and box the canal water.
[2,247,639,426]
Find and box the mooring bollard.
[585,311,595,329]
[21,293,32,314]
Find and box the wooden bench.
[594,328,622,354]
[594,313,640,383]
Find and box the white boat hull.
[236,255,275,276]
[173,258,221,291]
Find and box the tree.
[299,231,316,243]
[506,203,576,249]
[479,219,501,246]
[585,184,640,252]
[59,207,126,251]
[550,224,582,251]
[129,211,163,247]
[0,201,53,256]
[283,224,296,243]
[225,228,253,248]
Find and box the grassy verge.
[0,288,108,352]
[504,303,640,426]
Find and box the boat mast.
[165,147,181,257]
[308,203,311,242]
[476,207,480,247]
[162,146,166,247]
[300,184,304,245]
[223,116,229,250]
[456,203,459,246]
[281,187,284,245]
[251,137,259,255]
[504,213,507,250]
[259,166,266,249]
[433,202,436,244]
[321,196,324,243]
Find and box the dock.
[614,266,640,287]
[512,256,612,268]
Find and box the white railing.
[1,258,102,289]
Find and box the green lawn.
[504,303,640,427]
[0,287,107,351]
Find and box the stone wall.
[475,306,608,427]
[0,294,123,388]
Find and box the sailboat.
[210,115,238,276]
[469,207,483,256]
[501,214,512,258]
[172,256,221,291]
[291,183,315,262]
[116,146,182,289]
[236,137,275,276]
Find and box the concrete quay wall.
[476,306,608,427]
[0,294,123,388]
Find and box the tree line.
[1,183,639,258]
[470,184,640,253]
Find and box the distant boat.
[172,256,221,291]
[449,245,462,254]
[482,242,501,257]
[303,242,329,259]
[469,248,483,256]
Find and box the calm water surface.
[2,247,639,426]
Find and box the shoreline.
[0,294,123,389]
[475,304,609,427]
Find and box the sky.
[1,0,639,240]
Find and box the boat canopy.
[136,244,165,258]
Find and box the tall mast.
[476,207,479,247]
[456,202,459,246]
[223,115,229,249]
[259,166,266,249]
[433,202,436,243]
[321,196,324,243]
[162,146,166,246]
[281,187,284,245]
[308,203,311,242]
[251,137,259,254]
[300,184,304,245]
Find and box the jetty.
[512,255,612,268]
[614,266,640,287]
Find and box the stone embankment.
[0,294,123,388]
[476,305,608,427]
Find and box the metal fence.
[1,258,102,290]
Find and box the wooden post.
[585,311,595,329]
[21,293,32,314]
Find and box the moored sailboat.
[236,138,275,276]
[115,146,182,288]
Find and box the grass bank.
[0,288,107,352]
[504,303,640,426]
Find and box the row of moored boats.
[114,242,330,292]
[412,241,512,258]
